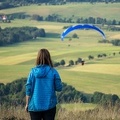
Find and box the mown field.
[0,3,120,20]
[0,3,120,112]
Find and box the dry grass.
[1,104,120,120]
[0,106,30,120]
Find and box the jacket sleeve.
[54,70,62,92]
[26,69,34,96]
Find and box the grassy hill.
[0,20,120,96]
[0,3,120,114]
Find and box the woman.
[25,48,62,120]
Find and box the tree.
[60,59,65,66]
[57,83,87,103]
[111,94,119,105]
[97,54,102,58]
[88,17,95,24]
[112,19,117,25]
[77,58,82,63]
[38,29,46,37]
[111,39,120,46]
[31,14,43,21]
[69,60,74,66]
[113,52,116,56]
[0,83,5,96]
[91,92,104,104]
[72,33,78,38]
[102,53,107,57]
[88,55,94,60]
[53,62,60,67]
[75,60,78,65]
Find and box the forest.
[0,27,46,46]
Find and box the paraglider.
[61,24,106,40]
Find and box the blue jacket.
[26,64,62,111]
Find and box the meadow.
[1,104,120,120]
[0,3,120,20]
[0,20,120,96]
[0,3,120,113]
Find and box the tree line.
[0,26,46,46]
[99,39,120,46]
[32,15,120,26]
[0,0,120,10]
[53,50,120,67]
[0,78,120,107]
[1,13,120,27]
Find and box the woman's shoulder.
[51,67,59,74]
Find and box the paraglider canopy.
[61,24,106,41]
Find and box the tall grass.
[1,103,120,120]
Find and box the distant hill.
[0,0,120,10]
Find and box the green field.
[0,3,120,20]
[0,21,120,97]
[0,3,120,100]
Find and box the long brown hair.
[36,48,53,67]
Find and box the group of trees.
[0,2,14,10]
[0,78,120,107]
[0,26,46,46]
[0,78,87,106]
[44,15,120,26]
[0,78,26,106]
[88,51,120,60]
[111,39,120,46]
[91,92,120,106]
[99,39,120,46]
[3,13,120,26]
[53,50,120,67]
[53,58,84,67]
[107,25,120,31]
